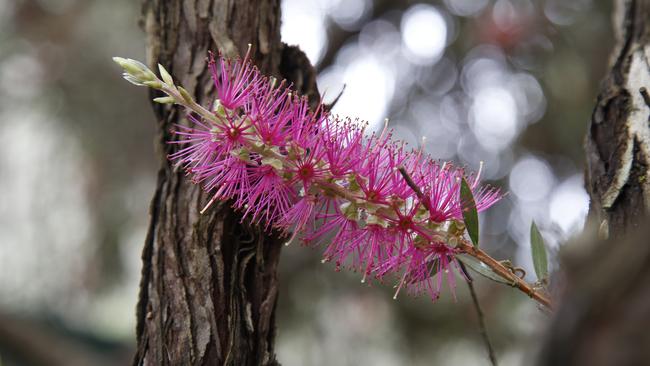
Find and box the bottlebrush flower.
[208,49,259,109]
[239,164,295,230]
[380,241,463,301]
[115,50,502,302]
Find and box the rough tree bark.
[539,1,650,365]
[133,1,317,365]
[585,0,650,238]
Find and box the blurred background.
[0,0,611,365]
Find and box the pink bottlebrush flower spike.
[114,48,502,302]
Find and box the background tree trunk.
[539,1,650,365]
[133,1,317,365]
[585,0,650,237]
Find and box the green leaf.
[460,178,479,247]
[456,254,515,286]
[530,221,549,280]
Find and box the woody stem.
[457,240,552,309]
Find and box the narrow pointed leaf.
[530,221,549,280]
[460,177,479,247]
[456,254,515,286]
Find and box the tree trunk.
[585,0,650,237]
[133,1,317,365]
[539,1,650,365]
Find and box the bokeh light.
[401,5,448,64]
[549,174,590,238]
[509,156,555,202]
[281,0,328,65]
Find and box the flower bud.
[153,96,175,104]
[158,64,174,85]
[213,99,226,116]
[178,86,193,103]
[113,57,156,82]
[261,157,283,171]
[143,80,163,89]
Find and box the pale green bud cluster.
[112,57,159,87]
[113,57,222,127]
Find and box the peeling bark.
[133,1,318,365]
[539,1,650,365]
[585,0,650,237]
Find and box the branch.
[457,240,552,309]
[397,166,426,201]
[458,262,498,366]
[324,84,346,112]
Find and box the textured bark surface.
[539,1,650,365]
[133,1,318,365]
[585,0,650,237]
